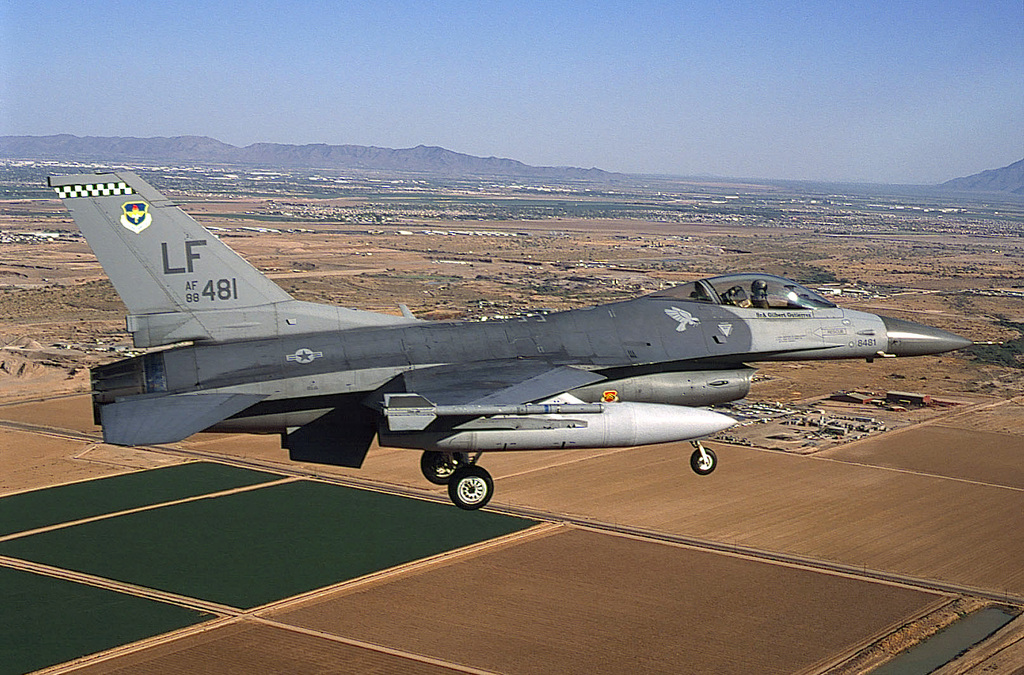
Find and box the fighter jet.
[49,172,972,509]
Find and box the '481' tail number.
[185,278,238,303]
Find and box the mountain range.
[940,158,1024,194]
[0,134,613,181]
[3,135,1022,192]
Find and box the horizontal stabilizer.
[100,392,265,445]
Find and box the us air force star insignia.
[120,202,152,234]
[286,348,324,364]
[718,323,733,337]
[664,306,700,332]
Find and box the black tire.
[420,451,468,485]
[447,465,494,510]
[690,446,717,476]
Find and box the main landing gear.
[420,451,494,510]
[689,441,717,476]
[420,451,468,485]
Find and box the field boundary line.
[0,417,99,442]
[0,555,240,615]
[0,391,89,408]
[251,617,504,675]
[256,522,561,615]
[0,476,298,543]
[504,518,1024,606]
[0,460,140,498]
[30,616,241,675]
[808,455,1024,493]
[566,521,965,596]
[495,446,642,480]
[71,442,184,471]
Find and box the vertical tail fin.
[50,172,413,347]
[50,172,292,315]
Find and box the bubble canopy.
[649,274,836,310]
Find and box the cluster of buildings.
[782,412,886,438]
[0,230,79,244]
[408,229,527,237]
[829,390,956,410]
[712,388,959,450]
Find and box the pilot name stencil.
[755,310,812,319]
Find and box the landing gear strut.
[689,441,717,476]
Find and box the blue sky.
[2,0,1021,183]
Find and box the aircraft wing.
[397,360,607,406]
[284,362,605,470]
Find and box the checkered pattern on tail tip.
[54,182,134,198]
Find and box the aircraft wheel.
[690,445,717,476]
[420,451,468,485]
[448,465,494,510]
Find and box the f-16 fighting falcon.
[49,172,973,509]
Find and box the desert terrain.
[1,162,1023,674]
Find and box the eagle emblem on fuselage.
[664,306,701,332]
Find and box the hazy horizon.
[2,1,1021,184]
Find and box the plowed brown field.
[490,441,1024,597]
[271,527,940,675]
[822,425,1024,489]
[0,429,117,495]
[62,621,468,675]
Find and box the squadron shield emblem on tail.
[120,202,152,233]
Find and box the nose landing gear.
[690,441,717,475]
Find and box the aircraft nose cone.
[880,316,973,356]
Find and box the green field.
[0,566,212,675]
[0,462,284,537]
[0,480,534,608]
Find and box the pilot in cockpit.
[721,285,750,307]
[751,279,770,308]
